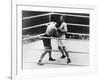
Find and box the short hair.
[60,15,65,21]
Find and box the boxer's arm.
[60,22,68,33]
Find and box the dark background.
[22,11,89,38]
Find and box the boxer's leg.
[48,50,56,61]
[62,46,71,63]
[37,49,48,65]
[57,40,66,58]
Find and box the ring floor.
[23,39,89,69]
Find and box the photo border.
[11,1,97,80]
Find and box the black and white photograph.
[22,7,90,69]
[10,1,97,80]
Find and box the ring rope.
[67,32,89,36]
[31,48,88,54]
[23,32,89,41]
[67,23,89,27]
[52,12,89,18]
[22,13,52,20]
[22,22,89,31]
[22,12,89,20]
[22,23,49,30]
[23,33,45,40]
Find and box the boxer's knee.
[62,46,66,50]
[58,46,62,50]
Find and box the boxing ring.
[22,12,89,69]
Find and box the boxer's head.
[60,15,65,22]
